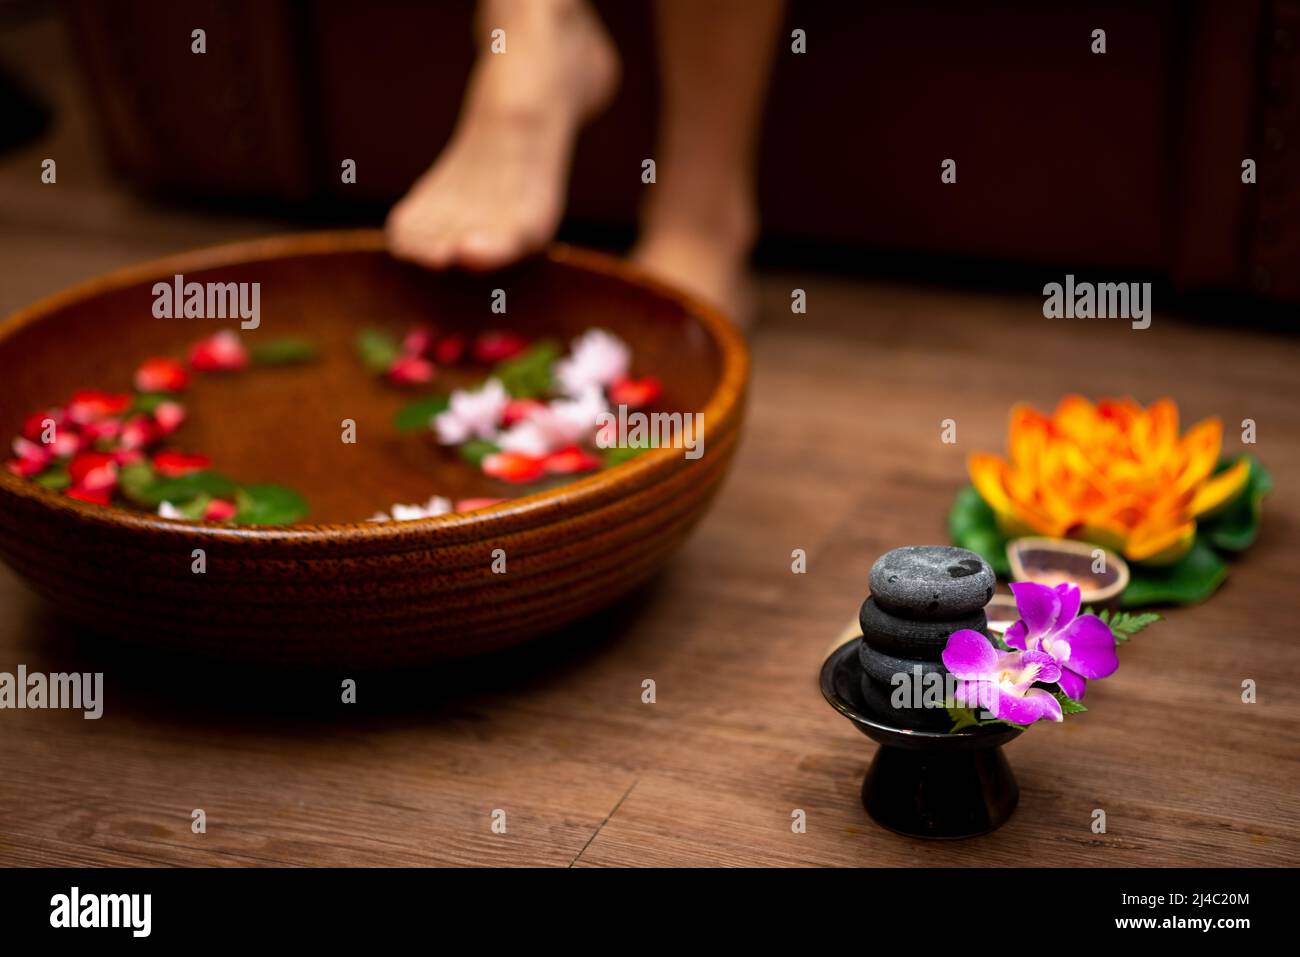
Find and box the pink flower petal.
[189,331,249,372]
[387,354,436,387]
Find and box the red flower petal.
[6,457,46,477]
[387,354,436,386]
[608,376,662,410]
[482,451,545,483]
[50,431,84,457]
[203,499,238,521]
[152,450,211,477]
[542,445,601,475]
[134,357,190,393]
[502,398,545,426]
[67,390,131,424]
[153,401,186,435]
[472,330,527,363]
[12,436,50,466]
[189,331,249,372]
[113,449,144,466]
[66,486,112,506]
[434,333,467,365]
[80,419,121,444]
[68,451,115,484]
[23,408,64,441]
[454,497,506,512]
[68,451,118,491]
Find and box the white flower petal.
[555,329,629,396]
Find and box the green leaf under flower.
[946,703,1028,733]
[393,394,450,433]
[1122,538,1226,608]
[493,340,559,398]
[1052,689,1088,714]
[947,484,1011,576]
[1199,455,1272,553]
[946,705,980,732]
[1093,608,1161,643]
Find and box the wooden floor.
[2,13,1298,867]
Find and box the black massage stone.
[859,597,988,659]
[857,642,947,688]
[821,543,1019,838]
[859,675,956,730]
[869,545,995,620]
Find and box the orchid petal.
[1009,581,1061,639]
[1059,614,1118,679]
[1057,668,1087,700]
[1053,582,1081,630]
[941,629,998,678]
[1018,649,1062,686]
[995,686,1064,724]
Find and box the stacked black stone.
[858,545,996,730]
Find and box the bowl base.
[861,742,1019,839]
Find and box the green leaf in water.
[120,466,239,508]
[356,328,401,373]
[493,340,559,398]
[33,466,70,490]
[459,439,500,467]
[234,484,309,525]
[250,337,319,366]
[129,393,170,414]
[394,394,450,432]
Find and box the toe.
[456,229,526,272]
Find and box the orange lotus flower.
[968,396,1250,565]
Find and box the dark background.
[5,0,1294,309]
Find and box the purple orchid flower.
[1004,582,1118,701]
[942,630,1064,725]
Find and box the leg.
[632,0,785,325]
[387,0,619,271]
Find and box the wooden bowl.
[0,232,748,667]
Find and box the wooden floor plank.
[1,11,1297,868]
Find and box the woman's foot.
[387,0,619,271]
[632,186,758,328]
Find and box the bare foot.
[632,187,757,329]
[387,0,619,271]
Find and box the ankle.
[641,182,758,256]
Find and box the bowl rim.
[0,230,749,542]
[820,637,1023,745]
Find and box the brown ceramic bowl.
[0,231,747,667]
